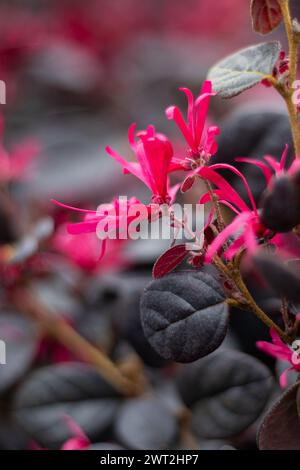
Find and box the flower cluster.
[55,79,300,270]
[53,81,220,260]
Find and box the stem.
[286,92,300,156]
[233,270,290,342]
[13,289,138,396]
[204,180,225,231]
[280,0,298,82]
[278,0,300,156]
[213,255,290,343]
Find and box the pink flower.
[197,163,269,261]
[257,328,300,388]
[235,144,300,184]
[60,415,90,451]
[166,80,219,171]
[106,124,174,204]
[30,415,90,451]
[0,115,40,182]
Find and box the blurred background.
[0,0,299,451]
[1,0,295,205]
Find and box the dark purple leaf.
[254,253,300,303]
[13,363,121,449]
[260,175,300,232]
[140,271,229,363]
[258,381,300,449]
[0,312,37,394]
[115,398,177,450]
[177,350,273,439]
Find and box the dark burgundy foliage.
[176,350,273,439]
[140,271,229,362]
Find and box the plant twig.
[213,255,290,343]
[13,288,139,396]
[277,0,300,156]
[280,0,298,83]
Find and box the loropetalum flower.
[257,328,300,388]
[165,80,219,172]
[0,115,40,182]
[52,123,179,260]
[106,124,174,205]
[199,146,300,262]
[236,144,300,184]
[198,163,268,262]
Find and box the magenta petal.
[179,87,195,133]
[287,158,300,177]
[51,199,96,214]
[203,126,219,156]
[198,166,250,213]
[166,105,196,151]
[127,123,137,152]
[105,145,149,187]
[256,338,291,362]
[243,225,257,254]
[209,163,257,214]
[194,80,213,146]
[270,328,285,347]
[264,155,281,173]
[280,144,289,171]
[279,366,293,389]
[67,220,99,235]
[235,157,273,185]
[218,200,240,215]
[169,183,180,204]
[205,212,250,262]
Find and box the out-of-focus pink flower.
[236,144,300,183]
[52,225,129,274]
[106,124,174,204]
[0,115,40,182]
[166,81,219,171]
[257,328,300,388]
[30,415,90,451]
[60,416,90,451]
[51,197,151,260]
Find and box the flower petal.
[209,163,257,214]
[235,157,273,185]
[198,166,250,213]
[166,105,196,151]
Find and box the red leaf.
[181,175,195,193]
[153,244,188,279]
[251,0,282,35]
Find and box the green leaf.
[208,41,281,98]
